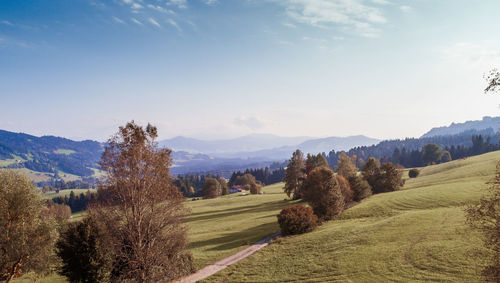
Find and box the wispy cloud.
[282,22,297,28]
[167,19,182,31]
[441,42,500,69]
[278,0,388,38]
[148,18,161,28]
[234,116,265,130]
[203,0,218,5]
[131,2,143,9]
[1,20,13,26]
[167,0,187,9]
[131,18,143,26]
[400,5,411,13]
[112,16,126,24]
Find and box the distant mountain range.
[160,134,380,160]
[422,116,500,138]
[0,116,498,180]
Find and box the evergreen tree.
[284,150,306,199]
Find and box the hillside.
[422,116,500,138]
[201,151,499,282]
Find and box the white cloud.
[167,0,187,9]
[400,5,411,13]
[234,116,265,130]
[112,16,126,24]
[204,0,218,5]
[147,4,166,12]
[131,18,144,26]
[131,3,143,9]
[167,19,182,31]
[282,22,297,28]
[123,0,133,4]
[279,0,387,37]
[148,17,161,27]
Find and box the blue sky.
[1,0,499,141]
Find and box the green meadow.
[203,151,499,282]
[15,151,499,282]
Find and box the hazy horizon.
[1,0,499,141]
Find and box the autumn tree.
[336,174,353,206]
[302,166,344,221]
[306,153,329,174]
[348,175,372,202]
[422,143,442,165]
[336,152,358,179]
[0,170,58,282]
[284,150,306,199]
[277,205,318,236]
[219,178,230,195]
[76,121,194,282]
[466,162,500,282]
[202,178,222,199]
[373,163,405,194]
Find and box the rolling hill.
[422,116,500,138]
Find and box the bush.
[408,168,420,178]
[277,205,318,236]
[302,166,344,221]
[249,182,262,194]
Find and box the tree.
[484,68,500,93]
[218,178,230,195]
[336,152,358,179]
[466,161,500,282]
[373,163,405,194]
[306,153,329,174]
[422,143,442,165]
[89,121,194,282]
[277,205,318,236]
[348,175,372,202]
[440,150,452,163]
[361,157,380,189]
[302,166,344,221]
[202,178,222,199]
[56,216,113,283]
[336,174,353,206]
[284,150,306,199]
[0,170,57,282]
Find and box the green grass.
[54,149,76,155]
[204,151,499,282]
[185,183,298,269]
[17,151,499,282]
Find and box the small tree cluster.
[408,168,420,178]
[348,175,372,202]
[302,166,344,221]
[277,205,318,236]
[202,177,222,199]
[234,173,262,194]
[362,158,404,194]
[283,150,306,199]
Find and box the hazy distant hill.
[159,134,313,154]
[422,116,500,138]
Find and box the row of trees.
[50,190,97,213]
[228,166,285,186]
[1,122,194,282]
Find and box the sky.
[1,0,499,142]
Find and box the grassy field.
[203,151,499,282]
[15,151,499,282]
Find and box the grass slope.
[204,151,499,282]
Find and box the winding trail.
[175,232,280,283]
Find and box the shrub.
[277,205,318,236]
[249,182,262,194]
[348,175,372,202]
[408,168,420,178]
[302,166,344,221]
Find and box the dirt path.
[175,232,280,283]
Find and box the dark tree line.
[228,166,285,187]
[51,190,97,213]
[326,133,499,169]
[173,173,223,197]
